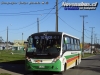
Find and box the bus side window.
[63,37,66,51]
[67,37,71,50]
[71,38,74,50]
[63,36,72,51]
[75,39,78,50]
[77,40,80,50]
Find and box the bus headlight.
[26,57,35,63]
[52,56,61,63]
[26,56,31,62]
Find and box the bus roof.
[31,31,62,36]
[62,32,80,40]
[30,31,80,40]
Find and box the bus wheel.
[74,60,78,68]
[76,60,78,66]
[72,60,77,69]
[60,63,66,75]
[64,63,66,72]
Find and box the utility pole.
[96,37,97,44]
[94,34,96,45]
[98,39,99,44]
[80,15,88,57]
[94,35,97,44]
[89,27,95,53]
[95,36,97,48]
[56,0,58,32]
[37,18,39,33]
[94,34,97,51]
[6,26,8,50]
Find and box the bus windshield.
[27,34,61,57]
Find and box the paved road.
[63,54,100,75]
[0,64,25,75]
[0,54,100,75]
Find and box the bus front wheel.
[60,63,66,75]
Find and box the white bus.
[25,32,81,74]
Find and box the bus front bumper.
[25,60,61,72]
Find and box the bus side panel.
[62,51,81,69]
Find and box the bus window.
[71,38,74,50]
[71,38,74,44]
[77,40,80,50]
[63,37,66,51]
[63,36,72,51]
[27,35,61,55]
[28,36,33,48]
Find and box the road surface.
[0,54,100,75]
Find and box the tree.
[0,37,3,42]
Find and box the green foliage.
[0,50,25,63]
[0,73,11,75]
[82,53,95,58]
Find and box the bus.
[25,32,81,74]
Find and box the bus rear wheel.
[73,60,78,69]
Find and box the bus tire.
[76,60,77,66]
[72,60,77,69]
[60,63,66,75]
[74,60,77,68]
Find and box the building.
[83,43,95,53]
[0,42,13,50]
[12,40,27,50]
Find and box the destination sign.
[34,35,60,39]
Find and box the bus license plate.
[39,66,45,68]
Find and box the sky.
[0,0,100,43]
